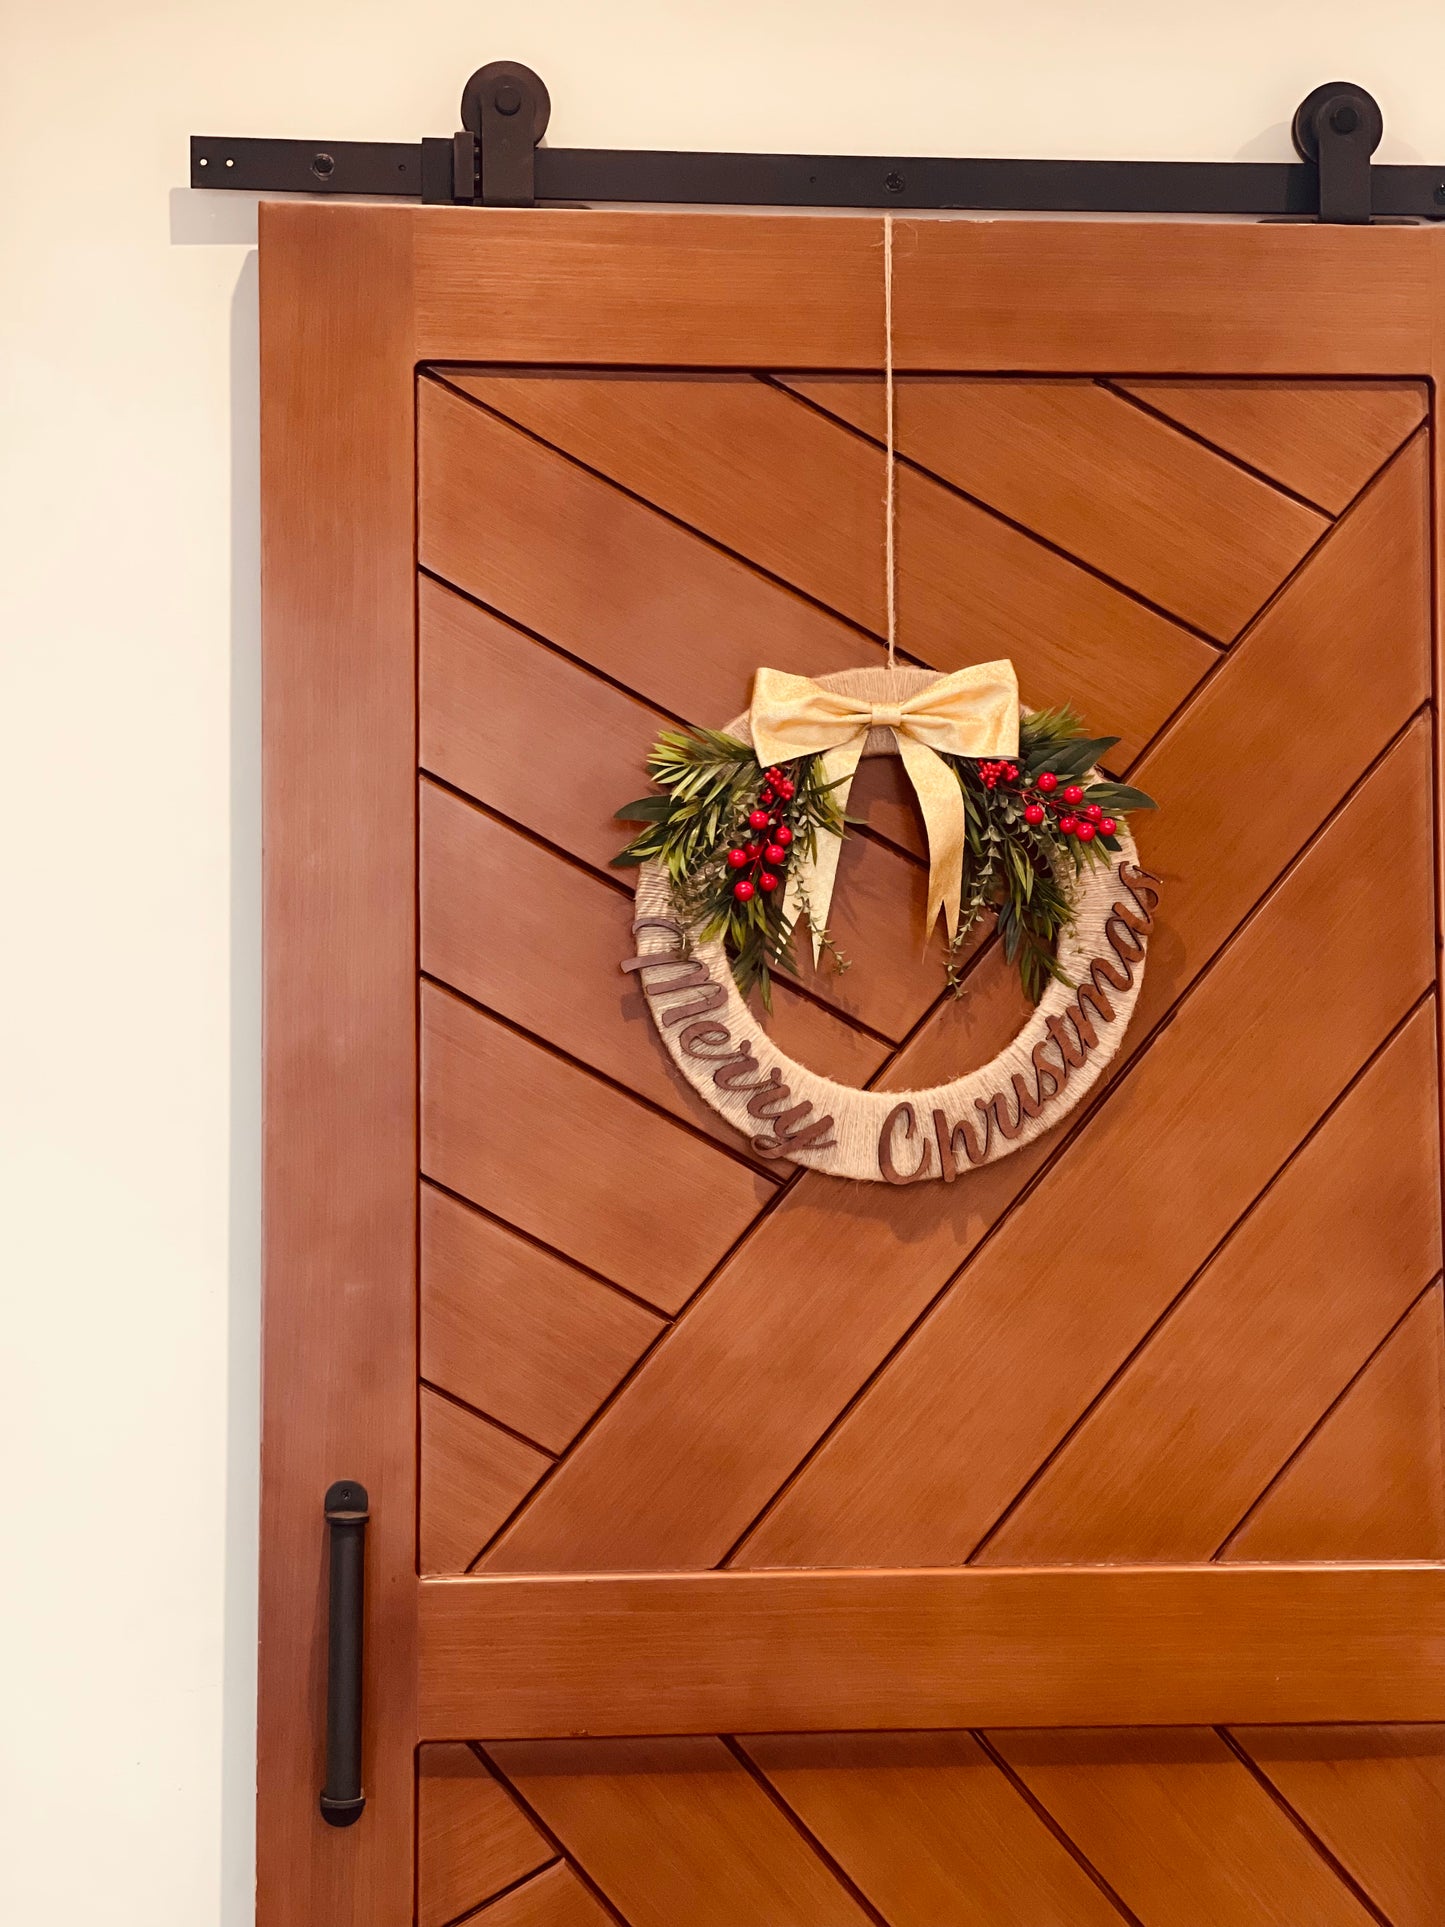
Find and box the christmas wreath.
[615,669,1154,1008]
[613,664,1162,1183]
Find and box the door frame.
[258,203,1445,1925]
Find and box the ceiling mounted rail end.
[192,66,1445,224]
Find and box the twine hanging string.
[883,213,898,668]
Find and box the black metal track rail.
[191,67,1445,225]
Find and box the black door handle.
[319,1480,369,1826]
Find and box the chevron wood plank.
[419,376,885,730]
[420,780,888,1155]
[978,1004,1442,1565]
[740,726,1435,1568]
[421,1567,1445,1733]
[419,373,1210,770]
[990,1728,1379,1927]
[824,375,1327,639]
[1233,1726,1445,1927]
[895,461,1210,759]
[421,566,926,868]
[437,367,890,631]
[420,577,673,876]
[478,464,1429,1574]
[484,1737,874,1927]
[418,1744,554,1927]
[470,1863,615,1927]
[742,1730,1124,1926]
[421,1186,663,1456]
[421,982,773,1312]
[1224,1286,1445,1563]
[1115,377,1427,513]
[481,717,1434,1575]
[420,1389,551,1574]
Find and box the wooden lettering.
[678,1019,732,1057]
[1118,862,1162,917]
[1044,1011,1089,1071]
[753,1107,838,1156]
[879,1102,935,1184]
[712,1046,772,1093]
[745,1071,795,1119]
[1031,1040,1066,1103]
[932,1106,990,1181]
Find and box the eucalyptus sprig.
[613,728,848,1006]
[613,706,1155,1010]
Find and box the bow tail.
[895,733,966,949]
[782,741,863,964]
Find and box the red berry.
[1100,816,1117,836]
[758,871,780,892]
[744,841,762,859]
[1058,814,1078,834]
[1005,764,1019,782]
[777,781,795,801]
[726,848,749,869]
[1063,784,1084,806]
[733,879,755,901]
[1037,772,1058,793]
[759,787,775,806]
[1023,803,1045,826]
[1083,803,1102,823]
[1076,821,1097,842]
[763,843,787,865]
[774,825,793,846]
[747,809,770,831]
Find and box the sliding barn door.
[260,206,1445,1927]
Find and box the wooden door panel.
[990,1727,1380,1927]
[421,1185,663,1458]
[417,1743,554,1927]
[420,981,774,1311]
[259,207,1445,1927]
[976,1002,1442,1565]
[739,723,1435,1570]
[1114,376,1427,511]
[425,1724,1438,1927]
[787,374,1330,639]
[1222,1286,1445,1562]
[482,714,1433,1574]
[1233,1725,1445,1927]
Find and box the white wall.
[3,4,1443,1921]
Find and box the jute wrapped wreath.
[614,662,1161,1184]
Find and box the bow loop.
[748,662,1019,956]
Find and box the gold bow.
[749,662,1020,954]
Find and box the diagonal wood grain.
[1223,1286,1445,1563]
[418,375,885,730]
[786,374,1327,638]
[1114,378,1427,514]
[470,1863,615,1927]
[420,1389,551,1575]
[977,1003,1442,1565]
[419,372,1211,766]
[742,1731,1126,1926]
[990,1728,1379,1927]
[422,1185,663,1456]
[1233,1726,1445,1927]
[418,580,935,1034]
[418,1744,553,1927]
[485,1737,874,1927]
[438,367,890,631]
[421,981,773,1312]
[483,710,1434,1575]
[421,779,889,1157]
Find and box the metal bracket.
[191,68,1445,223]
[1291,81,1384,224]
